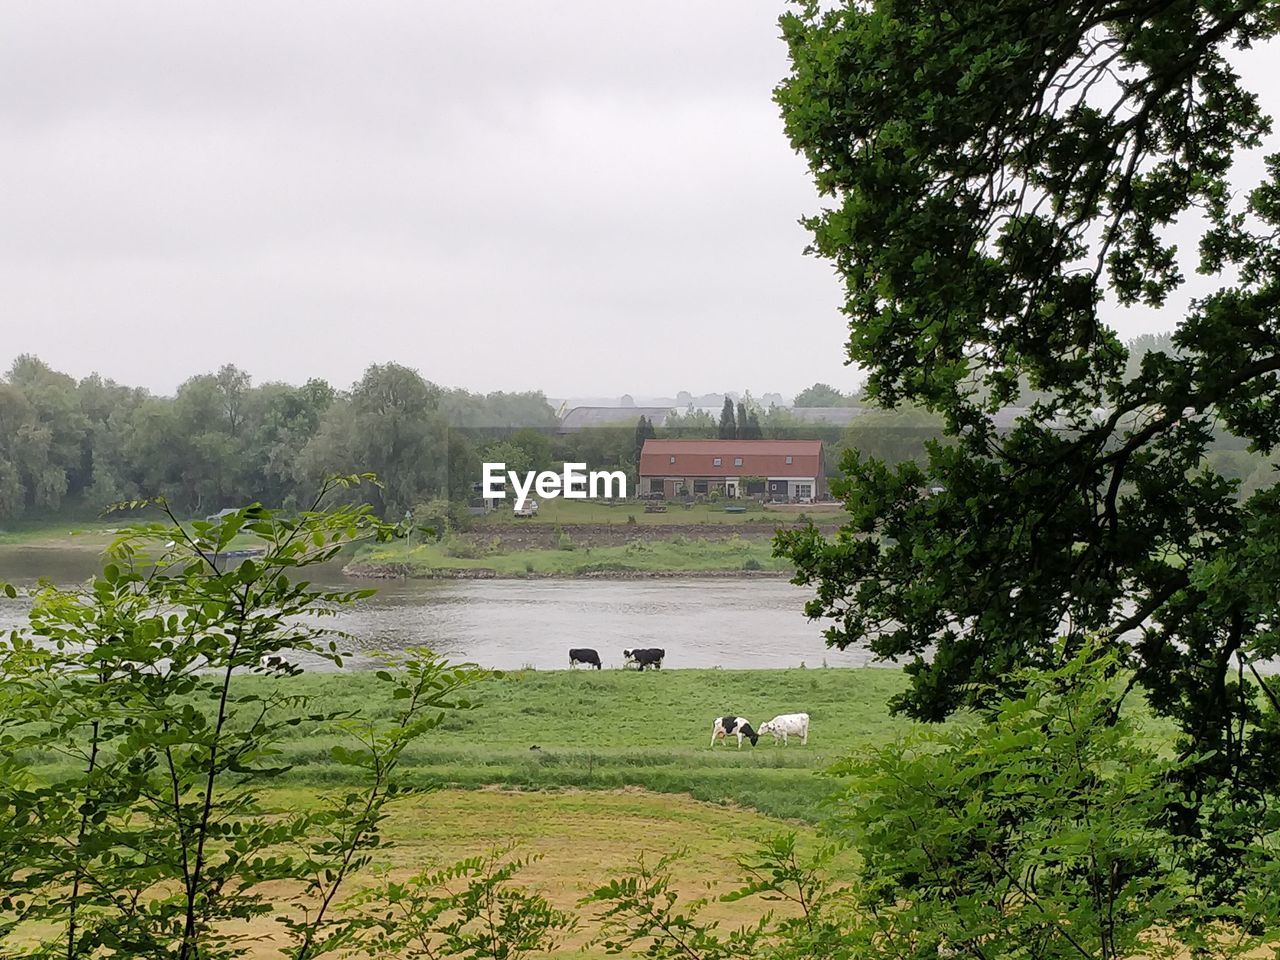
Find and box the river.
[0,546,880,671]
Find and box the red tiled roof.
[639,439,823,478]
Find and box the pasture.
[254,666,920,822]
[11,663,1181,958]
[21,666,916,822]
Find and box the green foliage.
[634,415,657,464]
[582,836,849,960]
[0,359,558,523]
[775,0,1280,897]
[482,439,537,478]
[352,846,577,959]
[580,649,1280,959]
[827,644,1277,959]
[665,408,717,437]
[792,383,850,408]
[0,482,493,959]
[836,405,946,466]
[718,398,737,440]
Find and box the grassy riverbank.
[473,498,845,526]
[0,518,123,547]
[347,534,795,577]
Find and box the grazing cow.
[710,715,758,748]
[622,647,665,670]
[758,713,809,746]
[569,647,602,669]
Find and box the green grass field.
[273,667,919,821]
[24,668,918,822]
[15,668,910,957]
[24,667,1177,822]
[13,666,1181,958]
[351,534,794,576]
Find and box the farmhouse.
[638,439,827,501]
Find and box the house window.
[669,455,676,464]
[693,480,708,494]
[713,457,722,466]
[785,455,793,465]
[795,483,813,500]
[734,457,742,467]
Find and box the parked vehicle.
[514,498,539,517]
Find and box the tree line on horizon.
[0,356,865,524]
[2,339,1273,525]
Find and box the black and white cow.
[710,715,758,748]
[622,647,665,670]
[569,647,602,669]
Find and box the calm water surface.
[0,546,878,671]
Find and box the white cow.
[758,713,809,746]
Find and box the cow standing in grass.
[758,713,809,746]
[569,648,602,669]
[623,648,664,670]
[710,716,758,748]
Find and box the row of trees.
[0,357,558,522]
[0,358,908,525]
[4,351,1270,524]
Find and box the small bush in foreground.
[0,480,493,960]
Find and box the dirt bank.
[459,521,840,551]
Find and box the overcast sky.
[2,3,1276,400]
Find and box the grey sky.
[1,3,1276,399]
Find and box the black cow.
[711,715,758,748]
[569,647,602,669]
[623,647,665,670]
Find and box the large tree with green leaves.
[793,382,849,407]
[775,0,1280,886]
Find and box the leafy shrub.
[0,486,495,960]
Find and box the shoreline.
[342,561,795,581]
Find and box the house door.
[725,481,738,498]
